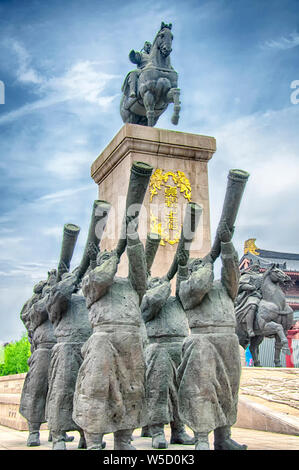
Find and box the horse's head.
[153,22,173,58]
[266,264,292,287]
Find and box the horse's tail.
[121,72,131,94]
[235,322,249,350]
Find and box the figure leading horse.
[120,22,181,127]
[236,264,293,367]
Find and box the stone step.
[237,367,299,436]
[0,393,28,431]
[236,396,299,436]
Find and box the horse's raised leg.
[167,88,181,125]
[274,336,283,367]
[142,90,156,127]
[263,322,290,356]
[249,335,263,367]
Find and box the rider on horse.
[236,263,293,366]
[235,262,263,338]
[122,41,152,99]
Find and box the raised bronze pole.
[116,161,154,260]
[208,169,249,262]
[167,201,202,281]
[76,199,111,282]
[145,232,162,276]
[57,223,81,282]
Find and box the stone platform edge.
[236,396,299,436]
[91,124,217,184]
[1,370,299,435]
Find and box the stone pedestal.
[91,124,216,282]
[0,373,47,431]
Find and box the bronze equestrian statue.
[120,22,181,127]
[235,264,294,367]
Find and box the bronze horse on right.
[236,264,293,367]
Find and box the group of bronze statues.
[17,22,294,452]
[19,162,252,451]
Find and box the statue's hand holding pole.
[87,242,99,270]
[177,249,189,268]
[126,215,139,246]
[217,221,234,244]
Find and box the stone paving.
[1,367,299,451]
[239,368,299,413]
[1,424,299,451]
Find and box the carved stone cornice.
[91,124,216,184]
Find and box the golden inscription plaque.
[149,169,192,246]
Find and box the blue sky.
[0,0,299,342]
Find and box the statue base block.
[91,124,216,280]
[0,373,47,431]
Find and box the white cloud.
[38,184,94,202]
[0,284,38,342]
[0,96,64,124]
[207,105,299,258]
[264,32,299,50]
[43,60,120,106]
[8,38,43,84]
[44,151,95,179]
[41,226,63,238]
[0,236,24,246]
[0,40,120,125]
[0,260,55,283]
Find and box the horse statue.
[236,264,294,367]
[120,22,181,127]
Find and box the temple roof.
[240,238,299,272]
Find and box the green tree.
[0,333,31,376]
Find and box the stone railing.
[0,373,28,430]
[0,373,48,431]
